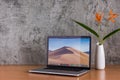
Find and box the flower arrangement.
[73,1,120,45]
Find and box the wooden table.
[0,65,120,80]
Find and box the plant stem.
[98,23,102,45]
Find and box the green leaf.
[73,19,99,38]
[103,28,120,41]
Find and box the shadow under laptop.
[28,73,89,80]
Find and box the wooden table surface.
[0,65,120,80]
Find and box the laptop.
[29,36,91,76]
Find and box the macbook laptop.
[29,36,91,76]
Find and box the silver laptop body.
[29,36,91,76]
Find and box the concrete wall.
[0,0,120,65]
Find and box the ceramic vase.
[95,43,105,69]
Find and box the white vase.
[95,43,105,69]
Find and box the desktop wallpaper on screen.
[48,37,90,67]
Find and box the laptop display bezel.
[47,36,91,70]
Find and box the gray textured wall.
[0,0,120,65]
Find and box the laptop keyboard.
[44,67,85,72]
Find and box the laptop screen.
[48,36,91,68]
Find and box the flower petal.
[108,9,118,23]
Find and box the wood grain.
[0,65,120,80]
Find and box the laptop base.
[29,68,89,76]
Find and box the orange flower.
[95,12,104,23]
[108,9,118,23]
